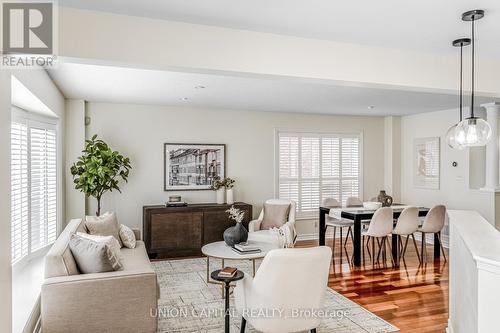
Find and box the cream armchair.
[247,199,297,247]
[234,246,332,333]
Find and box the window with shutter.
[10,114,57,264]
[277,131,362,217]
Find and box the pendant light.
[446,38,470,150]
[455,9,492,147]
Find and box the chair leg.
[339,227,343,260]
[371,237,375,264]
[362,235,365,265]
[240,317,246,333]
[401,235,410,263]
[332,226,336,259]
[437,233,447,262]
[411,234,421,263]
[421,232,427,263]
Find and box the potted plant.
[70,135,132,216]
[211,176,225,204]
[223,205,248,246]
[224,177,235,205]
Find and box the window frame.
[11,107,59,267]
[274,129,364,219]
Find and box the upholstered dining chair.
[234,246,332,333]
[322,198,354,263]
[392,207,421,264]
[417,205,447,262]
[346,196,363,207]
[362,207,394,265]
[247,199,297,248]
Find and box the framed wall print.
[414,137,440,189]
[164,143,226,191]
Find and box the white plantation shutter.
[11,122,29,262]
[30,126,57,251]
[11,115,58,264]
[277,132,361,217]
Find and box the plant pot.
[223,222,248,246]
[216,188,225,204]
[226,188,234,205]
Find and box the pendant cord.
[470,17,475,118]
[460,44,463,121]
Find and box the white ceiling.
[47,62,495,116]
[59,0,500,57]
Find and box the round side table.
[211,270,244,333]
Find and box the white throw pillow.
[69,234,123,273]
[85,212,123,247]
[77,232,123,261]
[119,224,137,249]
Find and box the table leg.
[224,282,230,333]
[353,217,361,267]
[319,209,326,246]
[206,256,210,282]
[252,259,256,276]
[392,233,399,266]
[221,259,225,298]
[434,232,441,260]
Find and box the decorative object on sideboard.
[450,10,491,147]
[70,135,131,216]
[165,195,187,207]
[211,177,225,204]
[164,143,226,191]
[223,206,248,246]
[376,190,393,207]
[414,137,440,189]
[445,37,470,150]
[224,177,235,205]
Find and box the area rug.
[152,258,398,333]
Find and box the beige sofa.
[41,219,158,333]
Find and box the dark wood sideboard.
[143,202,252,258]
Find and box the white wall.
[401,108,495,224]
[65,99,86,222]
[83,103,386,235]
[0,70,13,333]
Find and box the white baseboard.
[297,231,449,248]
[446,319,453,333]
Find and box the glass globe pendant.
[455,117,492,146]
[445,124,465,150]
[455,9,492,147]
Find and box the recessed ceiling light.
[180,97,189,101]
[368,106,375,110]
[195,85,206,89]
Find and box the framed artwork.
[164,143,226,191]
[414,137,440,189]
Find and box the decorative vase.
[216,188,225,204]
[377,190,393,207]
[223,222,248,246]
[226,188,234,205]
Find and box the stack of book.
[232,242,261,254]
[218,267,237,278]
[165,201,187,207]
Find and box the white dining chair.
[234,246,332,333]
[392,207,421,264]
[322,198,354,263]
[418,205,447,262]
[346,197,363,207]
[362,207,394,265]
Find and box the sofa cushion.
[69,234,123,273]
[85,212,123,247]
[260,203,291,230]
[44,219,87,278]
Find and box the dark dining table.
[319,204,439,267]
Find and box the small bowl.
[363,202,382,210]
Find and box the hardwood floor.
[297,237,449,333]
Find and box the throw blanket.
[270,223,296,248]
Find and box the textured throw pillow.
[76,232,123,261]
[85,212,123,247]
[119,224,137,249]
[69,234,123,273]
[260,203,291,230]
